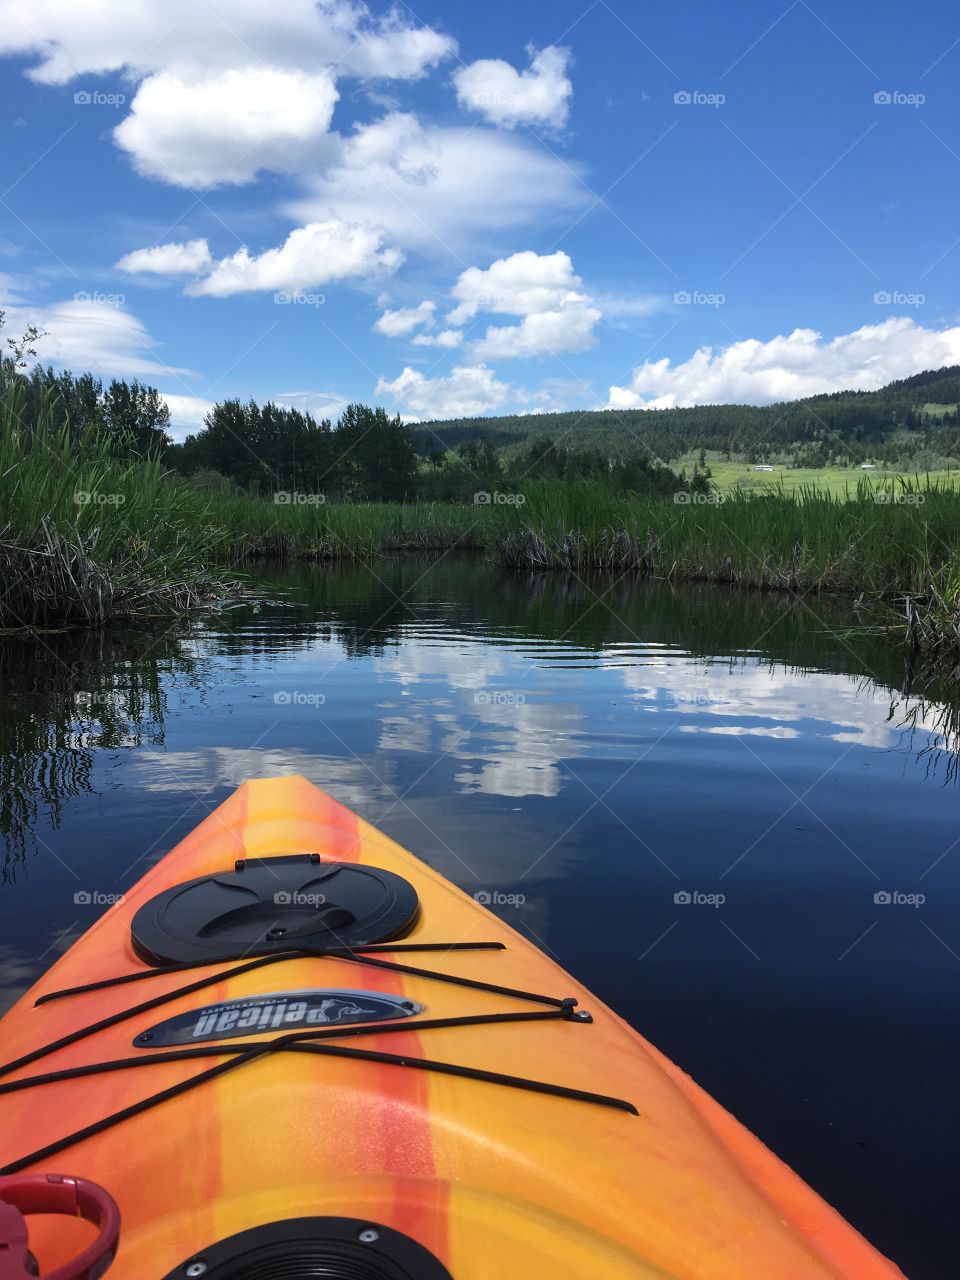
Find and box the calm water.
[2,558,959,1279]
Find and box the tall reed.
[0,377,232,625]
[4,365,960,670]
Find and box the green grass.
[675,456,960,497]
[488,476,959,591]
[488,477,960,669]
[0,379,236,626]
[189,490,480,561]
[0,376,483,625]
[4,374,960,675]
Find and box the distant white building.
[860,463,877,470]
[752,465,775,472]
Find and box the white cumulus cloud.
[116,238,212,275]
[606,317,960,409]
[473,302,601,360]
[0,1,455,185]
[454,46,572,129]
[0,0,454,85]
[342,15,455,81]
[185,219,402,297]
[448,249,586,324]
[288,113,585,253]
[443,249,601,359]
[375,364,512,419]
[374,300,435,337]
[114,67,339,187]
[413,329,463,348]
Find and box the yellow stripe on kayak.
[0,776,906,1279]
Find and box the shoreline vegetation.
[2,351,959,676]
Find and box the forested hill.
[413,366,960,467]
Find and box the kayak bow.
[0,776,906,1279]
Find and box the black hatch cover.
[131,854,420,964]
[163,1217,453,1280]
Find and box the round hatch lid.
[163,1217,453,1280]
[131,854,420,965]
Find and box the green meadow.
[675,455,960,497]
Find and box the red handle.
[0,1175,119,1280]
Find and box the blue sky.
[1,0,959,437]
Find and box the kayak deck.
[0,776,906,1278]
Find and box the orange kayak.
[0,776,906,1279]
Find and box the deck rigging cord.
[0,939,637,1174]
[2,941,575,1080]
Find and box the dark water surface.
[2,558,959,1278]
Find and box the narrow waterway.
[2,558,957,1279]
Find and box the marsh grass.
[4,372,960,671]
[0,378,235,625]
[0,377,481,626]
[491,476,960,592]
[489,477,960,668]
